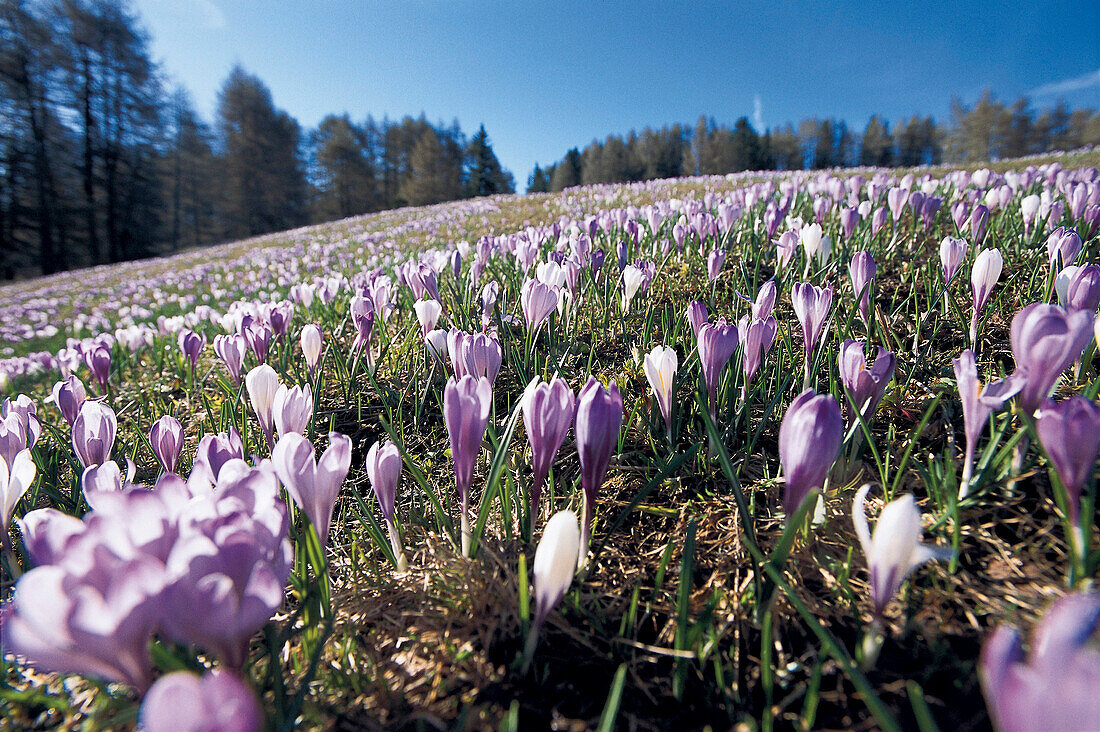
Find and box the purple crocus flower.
[350,294,376,357]
[1055,264,1100,313]
[574,377,623,567]
[697,319,739,420]
[245,364,280,450]
[450,330,502,384]
[272,431,351,551]
[272,383,313,439]
[951,200,969,232]
[365,439,407,569]
[778,389,843,515]
[887,187,908,222]
[939,236,968,289]
[72,401,117,469]
[190,428,245,486]
[751,280,777,320]
[792,282,834,387]
[443,375,493,556]
[840,206,859,239]
[214,334,246,385]
[776,230,798,270]
[687,300,709,337]
[414,299,443,338]
[970,248,1003,345]
[970,204,990,246]
[177,329,206,373]
[838,340,896,423]
[738,315,777,395]
[952,349,1024,497]
[1010,303,1095,414]
[521,377,575,525]
[241,318,272,363]
[1,448,35,547]
[707,249,725,283]
[140,669,262,732]
[848,251,876,326]
[852,484,950,619]
[268,301,294,340]
[1046,226,1082,273]
[84,344,111,394]
[0,414,27,469]
[520,278,559,334]
[1036,396,1100,530]
[49,375,87,427]
[871,206,888,237]
[149,415,184,474]
[980,592,1100,732]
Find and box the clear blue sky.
[134,0,1099,185]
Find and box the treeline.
[0,1,514,280]
[528,94,1100,192]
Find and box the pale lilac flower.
[621,265,644,313]
[246,364,280,450]
[697,320,739,420]
[643,346,678,442]
[687,300,709,337]
[177,329,206,373]
[970,248,1003,345]
[738,315,777,394]
[521,377,575,523]
[532,509,580,628]
[1036,396,1100,529]
[980,592,1100,732]
[140,670,262,732]
[574,377,623,566]
[521,278,559,334]
[149,416,184,474]
[792,282,834,386]
[1010,303,1095,414]
[1046,227,1083,273]
[952,349,1024,497]
[272,431,351,551]
[84,344,111,393]
[214,334,246,385]
[300,324,323,380]
[939,236,968,288]
[707,249,725,282]
[849,251,876,325]
[272,383,313,439]
[838,340,896,423]
[72,401,117,468]
[350,293,376,357]
[443,375,493,556]
[190,428,245,486]
[365,439,407,570]
[49,375,86,426]
[1054,264,1100,313]
[852,484,950,619]
[414,298,443,337]
[778,389,842,515]
[1,448,35,542]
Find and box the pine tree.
[464,124,514,197]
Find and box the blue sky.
[134,0,1099,184]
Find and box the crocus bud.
[575,377,623,566]
[140,670,262,732]
[1057,264,1100,313]
[521,377,575,525]
[687,300,709,337]
[752,280,777,320]
[980,592,1100,732]
[621,265,644,313]
[778,389,842,515]
[970,204,990,246]
[1046,226,1083,273]
[840,207,859,239]
[72,400,117,468]
[365,439,401,526]
[1020,194,1041,234]
[838,340,895,423]
[738,315,777,393]
[792,282,834,385]
[776,230,798,269]
[190,428,245,486]
[952,349,1024,496]
[425,328,448,364]
[350,293,376,357]
[939,237,968,287]
[852,484,950,619]
[272,383,312,439]
[84,344,111,393]
[1,448,35,539]
[272,431,352,551]
[414,298,443,338]
[643,346,678,441]
[50,375,87,427]
[245,364,280,449]
[1036,396,1100,528]
[532,510,580,628]
[300,324,322,379]
[888,187,908,221]
[443,375,493,556]
[970,248,1003,344]
[707,249,725,283]
[697,320,739,419]
[1010,303,1094,414]
[213,334,246,385]
[149,415,183,474]
[177,329,206,372]
[520,278,559,334]
[848,251,876,325]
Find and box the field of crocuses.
[2,150,1100,731]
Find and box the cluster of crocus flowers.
[979,592,1100,732]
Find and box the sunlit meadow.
[2,149,1100,731]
